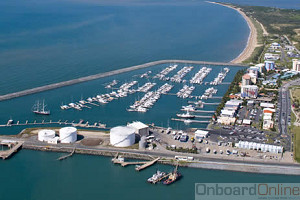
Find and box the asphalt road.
[278,78,300,140]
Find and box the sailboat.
[32,100,50,115]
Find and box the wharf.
[135,157,161,171]
[0,141,23,160]
[112,154,160,170]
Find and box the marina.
[0,63,244,131]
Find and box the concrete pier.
[0,141,23,160]
[0,59,246,102]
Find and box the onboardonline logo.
[195,183,300,200]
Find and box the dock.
[171,118,210,123]
[0,141,23,160]
[192,110,215,113]
[135,157,161,171]
[0,119,107,129]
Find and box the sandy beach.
[207,1,260,64]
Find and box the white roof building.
[260,103,275,108]
[237,141,283,153]
[195,130,209,139]
[127,121,149,136]
[221,109,236,117]
[242,119,251,125]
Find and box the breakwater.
[0,60,247,102]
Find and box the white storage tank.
[59,127,77,143]
[38,129,56,142]
[110,126,135,147]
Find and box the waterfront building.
[217,116,236,125]
[236,141,283,154]
[248,66,259,76]
[224,99,243,110]
[292,59,300,72]
[127,121,149,136]
[255,63,264,73]
[242,74,251,86]
[241,85,258,98]
[264,60,275,71]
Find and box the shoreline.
[207,1,259,64]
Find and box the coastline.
[207,1,259,64]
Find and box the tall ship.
[163,165,182,185]
[32,100,50,115]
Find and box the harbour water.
[0,0,299,199]
[0,150,299,200]
[0,63,244,135]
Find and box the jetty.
[112,154,160,170]
[0,59,246,102]
[57,147,76,161]
[0,141,24,160]
[135,157,161,171]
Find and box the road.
[278,78,300,143]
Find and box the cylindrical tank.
[110,126,135,147]
[59,127,77,143]
[38,129,56,142]
[139,136,147,149]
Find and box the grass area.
[239,6,300,38]
[289,90,300,162]
[293,125,300,162]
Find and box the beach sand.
[207,1,264,64]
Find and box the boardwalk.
[0,59,247,102]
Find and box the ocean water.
[0,1,299,200]
[0,0,249,94]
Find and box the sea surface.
[0,1,299,200]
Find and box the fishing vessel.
[32,100,50,115]
[163,165,181,185]
[147,170,166,184]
